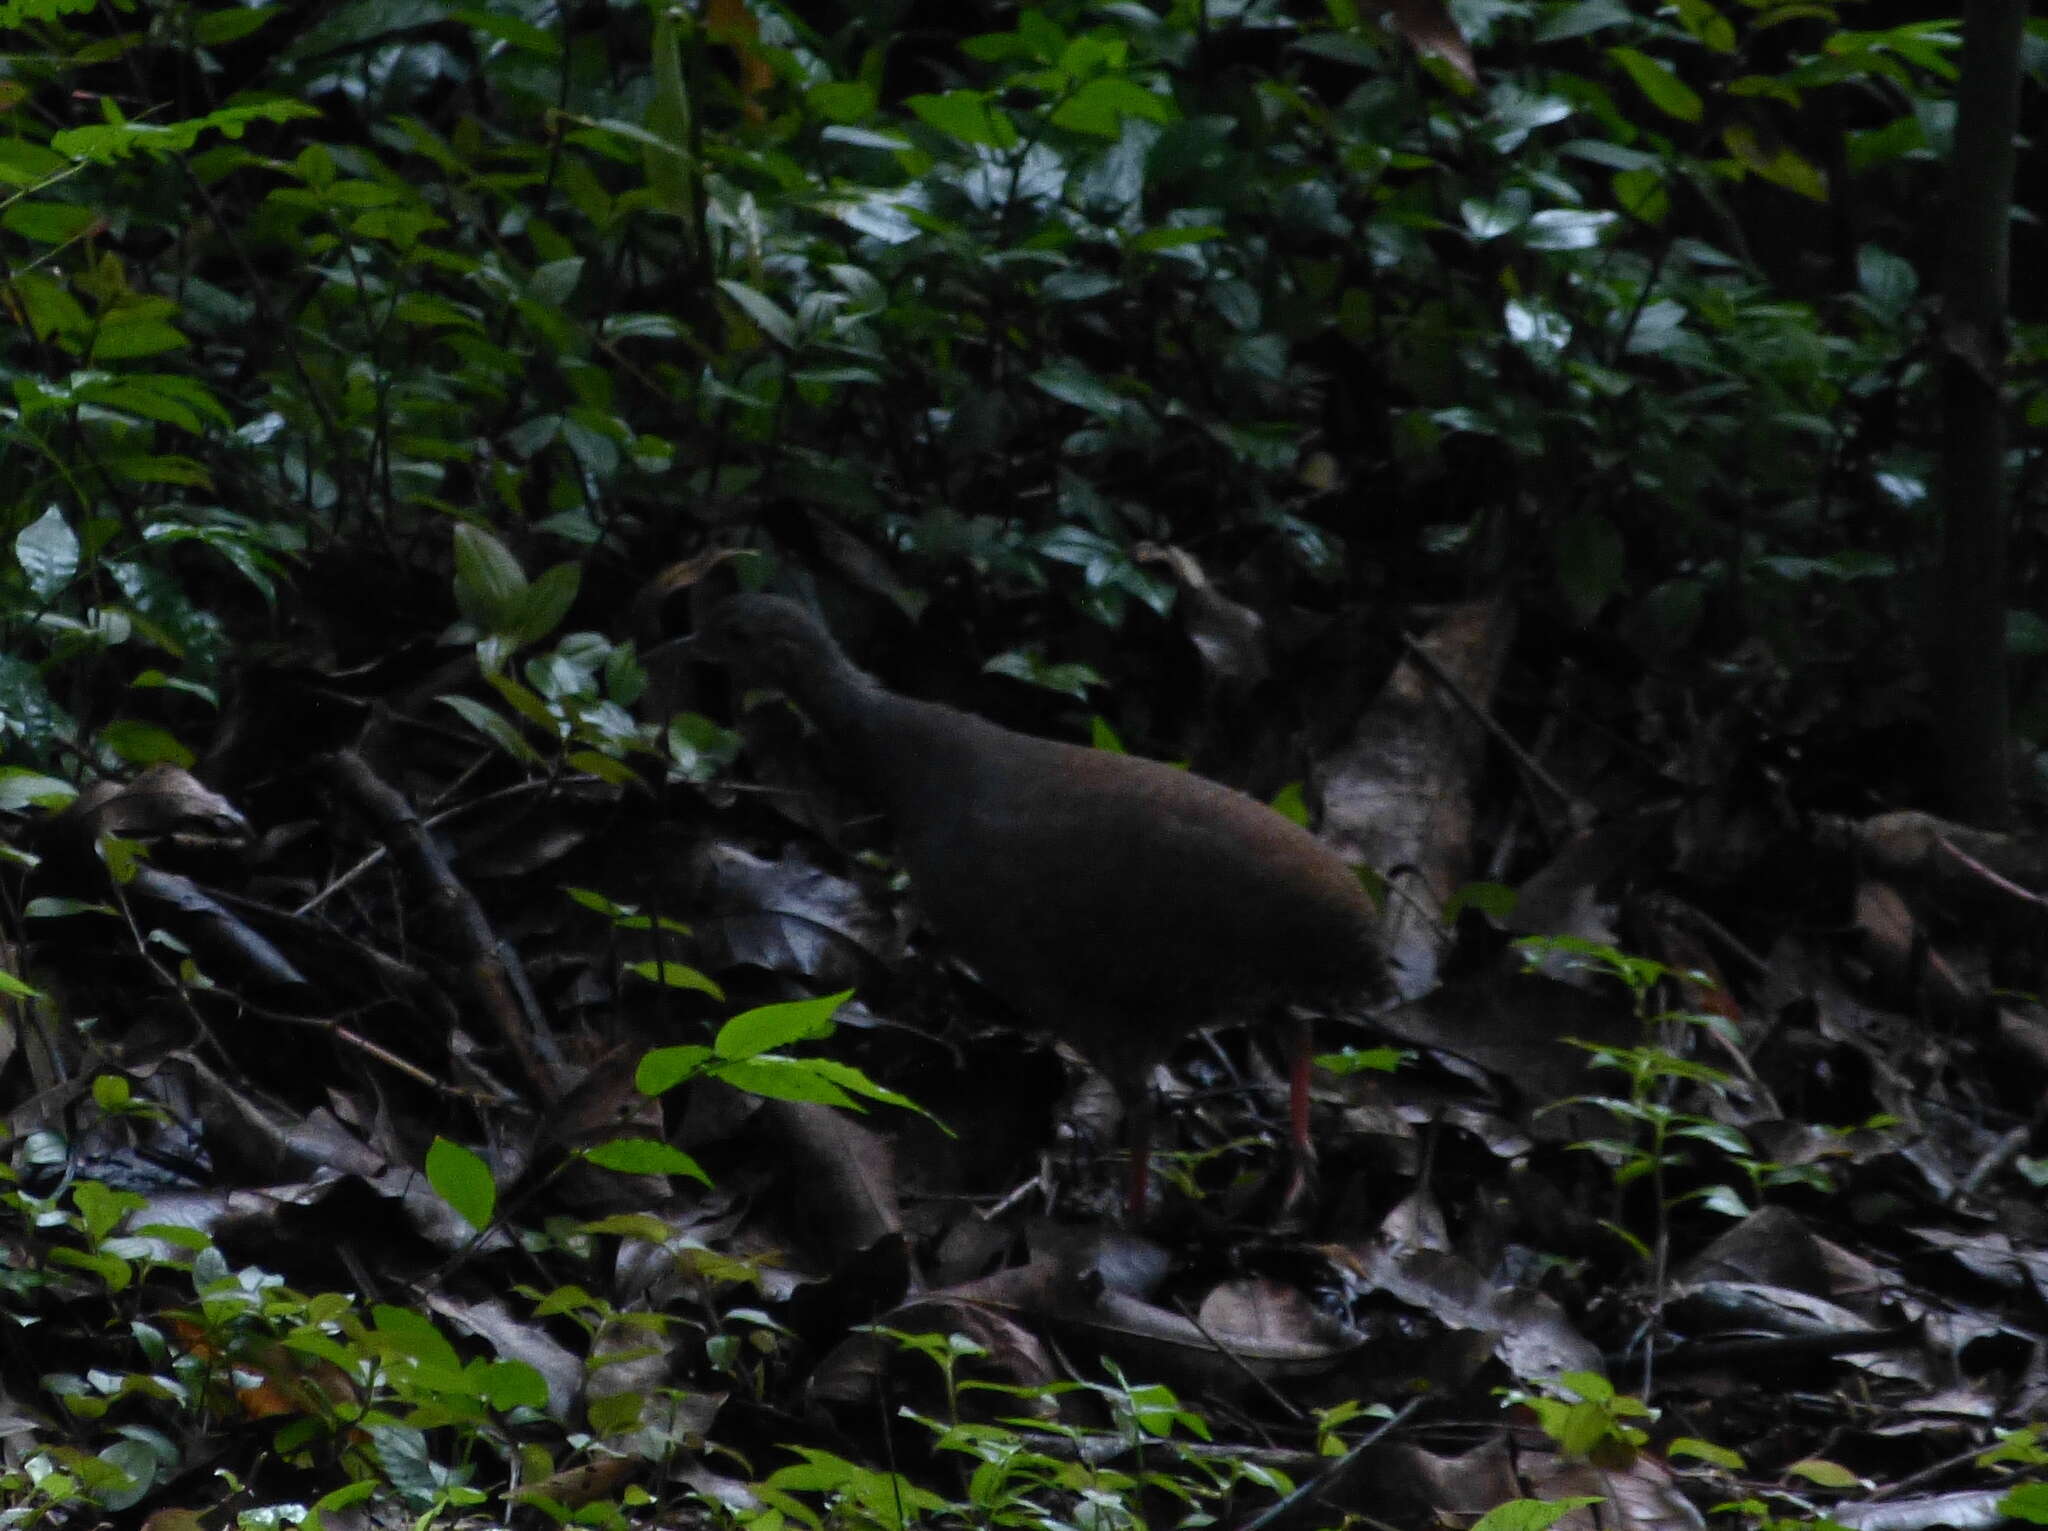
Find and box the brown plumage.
[693,594,1384,1217]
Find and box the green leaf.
[505,562,581,645]
[624,960,724,998]
[1722,123,1827,201]
[1607,47,1702,122]
[784,1056,927,1116]
[1857,245,1918,307]
[1783,1458,1861,1489]
[1535,0,1633,41]
[1126,224,1224,253]
[73,1179,143,1243]
[640,26,695,228]
[1315,1046,1405,1076]
[11,271,89,339]
[713,1055,862,1108]
[90,313,189,360]
[101,453,210,487]
[1031,359,1126,418]
[439,695,544,764]
[2,200,100,243]
[807,81,876,123]
[98,722,194,768]
[906,90,1018,149]
[636,1044,712,1095]
[1444,881,1518,920]
[1269,782,1308,826]
[1052,76,1172,136]
[1470,1499,1604,1531]
[716,279,796,347]
[50,1244,133,1291]
[476,1359,550,1411]
[567,749,642,788]
[195,4,276,44]
[426,1137,496,1232]
[1523,208,1617,251]
[580,1137,712,1183]
[16,506,80,598]
[2002,1484,2048,1524]
[715,992,850,1060]
[452,523,529,630]
[456,6,560,56]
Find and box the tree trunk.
[1933,0,2026,826]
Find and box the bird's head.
[689,594,863,699]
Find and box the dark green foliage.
[0,0,2028,779]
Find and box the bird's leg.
[1124,1082,1157,1222]
[1281,1014,1319,1214]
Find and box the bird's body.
[695,594,1383,1214]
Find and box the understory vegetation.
[1,0,2045,1527]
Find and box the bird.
[690,593,1385,1219]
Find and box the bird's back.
[853,694,1380,1065]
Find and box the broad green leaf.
[567,749,642,788]
[452,523,529,630]
[1523,208,1617,251]
[90,313,189,359]
[1612,167,1667,223]
[715,992,850,1060]
[1783,1458,1861,1489]
[371,1304,465,1376]
[103,454,210,486]
[789,1057,928,1116]
[73,1179,144,1243]
[906,90,1018,149]
[1857,244,1917,307]
[1444,881,1519,920]
[713,1054,861,1108]
[1315,1045,1405,1075]
[716,279,796,347]
[1470,1498,1604,1531]
[1723,123,1827,201]
[456,6,559,55]
[580,1138,711,1184]
[505,562,581,645]
[439,695,544,764]
[807,81,876,123]
[98,722,193,768]
[11,270,89,339]
[16,506,79,598]
[637,1043,713,1095]
[475,1360,549,1411]
[0,767,74,811]
[1031,359,1126,418]
[195,4,275,44]
[2,201,100,243]
[624,960,724,998]
[1052,76,1172,136]
[426,1137,495,1231]
[1671,0,1735,51]
[2003,1484,2048,1524]
[1607,47,1702,122]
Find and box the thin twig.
[1398,628,1578,813]
[1231,1396,1424,1531]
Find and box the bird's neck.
[792,662,987,813]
